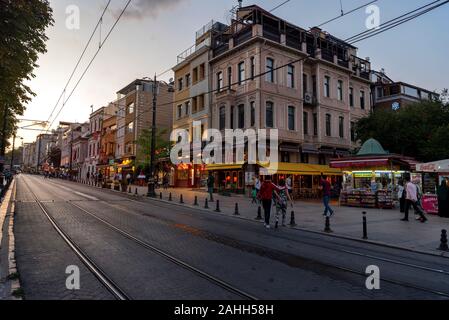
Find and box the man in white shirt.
[402,177,427,223]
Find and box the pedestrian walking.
[273,179,293,228]
[207,172,215,202]
[255,175,261,197]
[402,177,427,223]
[397,179,406,213]
[259,176,279,229]
[319,175,334,217]
[126,172,132,186]
[251,186,258,204]
[438,180,449,218]
[286,176,293,196]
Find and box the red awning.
[330,158,390,169]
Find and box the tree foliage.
[0,0,54,143]
[136,128,170,167]
[355,96,449,162]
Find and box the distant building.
[371,69,440,112]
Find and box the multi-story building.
[70,123,89,181]
[114,79,173,179]
[22,142,36,172]
[98,103,118,180]
[172,20,227,187]
[57,122,83,170]
[33,133,57,170]
[173,4,372,194]
[85,104,117,178]
[371,69,439,111]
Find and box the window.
[192,67,198,83]
[192,97,198,113]
[199,64,206,80]
[287,65,295,88]
[303,73,308,96]
[127,122,134,134]
[326,114,332,136]
[266,58,274,83]
[250,57,255,80]
[127,103,134,114]
[313,113,318,136]
[219,107,226,130]
[303,111,309,135]
[228,66,232,89]
[230,106,235,129]
[266,102,274,128]
[349,87,354,107]
[250,102,256,127]
[198,94,205,111]
[185,101,190,116]
[238,62,245,85]
[288,106,295,131]
[217,72,223,92]
[337,80,343,101]
[238,104,245,129]
[350,121,356,142]
[185,74,191,87]
[178,78,183,91]
[339,116,344,138]
[312,75,317,97]
[177,105,182,119]
[324,76,330,98]
[360,90,366,109]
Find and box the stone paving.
[112,184,449,256]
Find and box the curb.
[53,179,449,260]
[7,180,22,300]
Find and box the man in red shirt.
[320,175,334,217]
[259,176,280,229]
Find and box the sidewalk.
[121,184,449,256]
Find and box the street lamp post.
[10,134,16,170]
[147,74,158,198]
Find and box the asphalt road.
[13,174,449,300]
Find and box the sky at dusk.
[17,0,449,144]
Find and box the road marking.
[49,182,99,201]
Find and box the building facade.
[172,5,372,194]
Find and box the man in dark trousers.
[207,172,215,202]
[259,176,280,229]
[402,177,427,223]
[320,174,334,217]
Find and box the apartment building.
[172,20,227,187]
[173,4,372,194]
[22,142,36,172]
[114,79,173,179]
[98,103,118,181]
[371,69,439,111]
[85,104,117,177]
[33,133,57,170]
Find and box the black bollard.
[324,216,332,233]
[362,212,368,240]
[135,188,138,196]
[204,198,209,209]
[255,206,262,220]
[169,193,172,201]
[215,200,221,212]
[160,192,163,200]
[180,194,184,204]
[234,203,240,216]
[438,229,449,251]
[194,196,198,206]
[290,211,297,227]
[128,186,131,194]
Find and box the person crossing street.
[259,176,280,229]
[401,177,427,223]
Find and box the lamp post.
[147,75,158,197]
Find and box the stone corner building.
[172,4,372,194]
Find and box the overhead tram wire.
[42,0,112,133]
[46,0,133,132]
[347,0,449,44]
[317,0,378,27]
[112,0,449,136]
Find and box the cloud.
[116,0,187,20]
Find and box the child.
[251,186,258,204]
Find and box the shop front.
[205,164,245,194]
[174,163,208,189]
[330,139,418,209]
[416,159,449,215]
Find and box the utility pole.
[10,134,16,170]
[36,134,42,172]
[147,74,158,197]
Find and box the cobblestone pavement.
[12,175,449,300]
[118,184,449,255]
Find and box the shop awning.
[206,164,243,171]
[330,158,390,169]
[261,163,342,176]
[416,159,449,173]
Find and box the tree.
[136,128,171,169]
[355,98,449,162]
[0,0,54,148]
